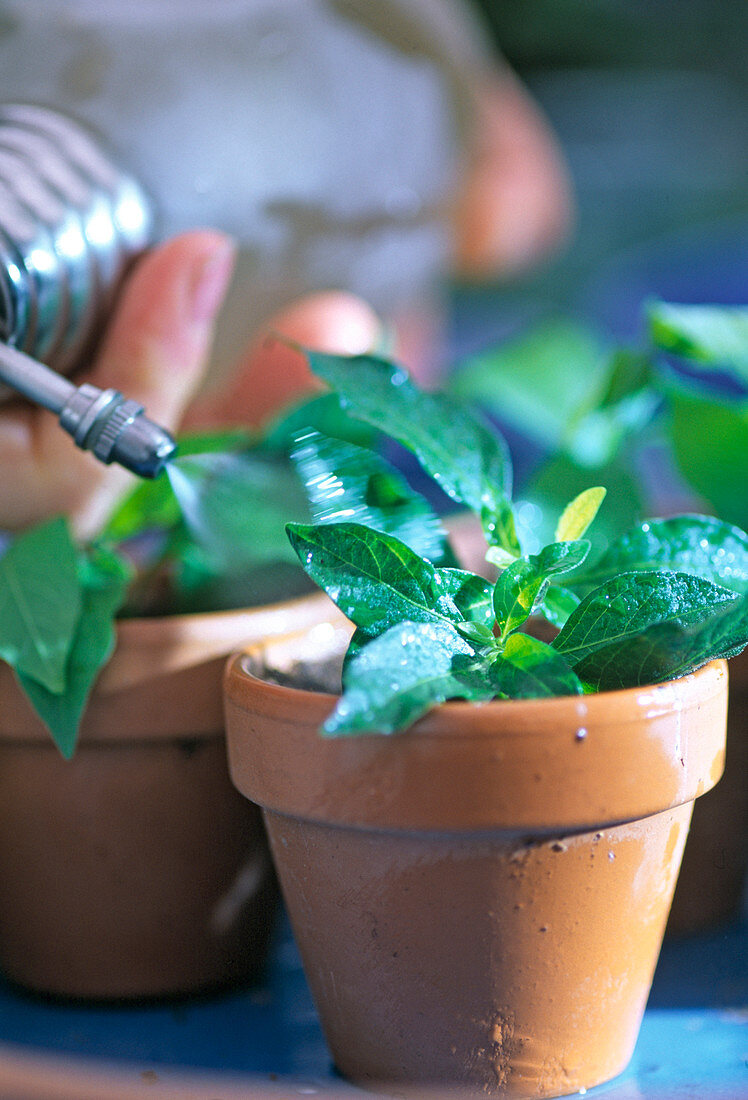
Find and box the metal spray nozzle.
[0,103,176,478]
[0,340,176,478]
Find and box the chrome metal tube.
[0,340,176,478]
[0,103,175,478]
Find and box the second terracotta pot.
[225,630,728,1098]
[0,592,333,1001]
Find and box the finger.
[0,231,235,536]
[185,290,381,430]
[90,229,236,429]
[452,70,574,279]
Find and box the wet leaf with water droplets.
[433,568,494,628]
[553,570,746,689]
[325,621,494,735]
[290,429,453,563]
[305,350,513,523]
[489,634,583,698]
[287,522,466,637]
[570,515,748,595]
[493,540,591,639]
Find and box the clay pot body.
[446,512,748,937]
[225,632,728,1099]
[667,647,748,934]
[0,593,332,1000]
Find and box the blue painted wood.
[0,915,744,1097]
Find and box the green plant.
[2,301,745,755]
[0,420,325,757]
[450,300,748,541]
[285,347,748,736]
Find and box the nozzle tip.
[110,414,177,478]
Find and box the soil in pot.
[224,627,728,1099]
[0,593,333,1001]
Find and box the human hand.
[0,230,380,539]
[453,67,574,280]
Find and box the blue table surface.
[0,910,745,1099]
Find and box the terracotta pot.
[667,647,748,934]
[0,592,334,1001]
[224,628,728,1099]
[447,510,748,937]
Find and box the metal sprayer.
[0,103,175,478]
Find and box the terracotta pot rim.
[0,593,337,745]
[225,646,729,832]
[111,591,331,649]
[230,649,727,737]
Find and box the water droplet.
[575,727,588,742]
[608,851,616,861]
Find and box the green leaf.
[101,474,178,544]
[485,544,519,569]
[565,390,661,468]
[306,350,514,523]
[493,540,591,639]
[456,621,497,646]
[287,522,461,637]
[552,571,744,688]
[596,348,655,409]
[18,545,133,758]
[525,454,644,554]
[574,515,748,595]
[0,518,81,693]
[481,499,521,559]
[325,621,494,735]
[450,319,609,452]
[262,392,376,452]
[564,350,659,467]
[555,487,607,542]
[291,429,452,564]
[177,427,258,455]
[433,568,494,627]
[666,384,748,532]
[648,301,748,382]
[490,633,584,697]
[452,323,658,468]
[542,585,581,629]
[168,450,310,572]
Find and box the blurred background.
[1,0,744,368]
[455,0,748,350]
